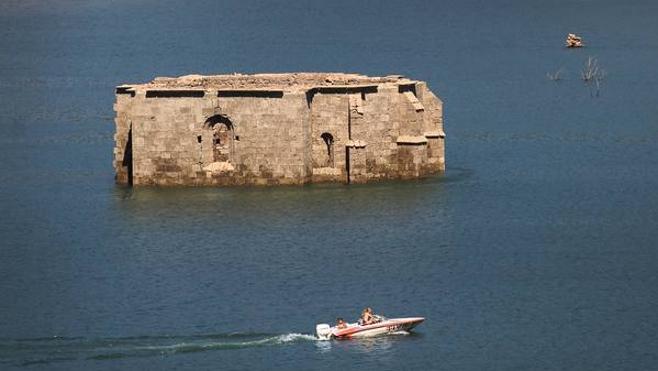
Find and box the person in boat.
[359,307,379,325]
[336,317,348,329]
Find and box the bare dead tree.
[581,56,606,96]
[546,67,564,81]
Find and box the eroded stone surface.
[203,161,234,173]
[113,72,445,186]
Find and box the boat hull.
[331,317,424,340]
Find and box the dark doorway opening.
[122,125,133,185]
[320,132,334,167]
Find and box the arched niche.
[203,115,235,163]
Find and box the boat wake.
[0,332,318,366]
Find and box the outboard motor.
[315,323,332,340]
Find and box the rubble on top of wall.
[147,73,413,91]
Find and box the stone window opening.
[320,132,334,167]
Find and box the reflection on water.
[111,174,454,228]
[315,332,417,356]
[344,334,398,354]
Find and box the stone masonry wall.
[116,91,309,186]
[419,84,446,171]
[113,93,135,184]
[113,73,445,186]
[310,93,350,183]
[360,86,399,180]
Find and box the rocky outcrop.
[566,33,584,48]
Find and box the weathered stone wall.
[113,91,135,185]
[359,86,398,180]
[419,84,446,171]
[129,94,214,186]
[204,92,310,185]
[115,91,310,186]
[310,93,350,183]
[113,73,445,186]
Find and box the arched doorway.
[320,132,334,167]
[204,115,235,162]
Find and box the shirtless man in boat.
[359,307,380,325]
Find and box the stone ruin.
[113,73,445,186]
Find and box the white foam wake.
[273,333,318,343]
[1,332,320,366]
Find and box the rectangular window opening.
[217,91,283,98]
[145,90,205,98]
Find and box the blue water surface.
[1,0,657,370]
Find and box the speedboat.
[315,316,424,340]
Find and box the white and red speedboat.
[315,316,425,340]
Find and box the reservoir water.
[1,0,657,369]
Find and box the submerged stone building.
[113,73,445,186]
